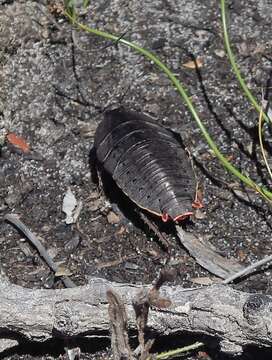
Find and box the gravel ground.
[0,0,272,359]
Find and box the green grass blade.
[220,0,271,125]
[154,341,204,359]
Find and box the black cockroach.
[93,108,202,223]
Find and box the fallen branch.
[0,277,271,355]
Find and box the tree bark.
[0,277,272,355]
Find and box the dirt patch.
[0,0,272,358]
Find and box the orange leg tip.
[192,200,204,209]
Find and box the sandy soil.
[0,0,272,358]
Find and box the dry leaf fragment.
[55,265,72,277]
[6,133,30,153]
[107,211,120,224]
[214,49,225,58]
[232,188,250,202]
[115,226,126,236]
[79,122,97,138]
[246,142,253,156]
[237,249,247,262]
[48,1,64,15]
[62,188,82,224]
[182,57,203,69]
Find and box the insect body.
[94,109,199,222]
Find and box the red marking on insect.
[174,212,194,222]
[161,211,194,223]
[192,199,204,209]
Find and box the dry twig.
[4,214,76,288]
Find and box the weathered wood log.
[0,277,272,355]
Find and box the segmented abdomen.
[94,109,195,220]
